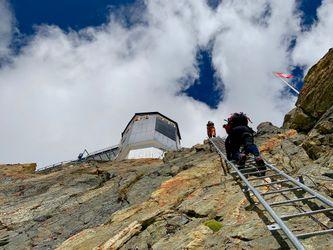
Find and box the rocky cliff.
[1,142,333,249]
[284,48,333,131]
[1,50,333,249]
[284,48,333,168]
[1,146,278,249]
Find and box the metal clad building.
[116,112,181,160]
[39,112,181,171]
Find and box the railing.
[37,145,119,172]
[36,160,73,172]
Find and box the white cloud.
[212,0,299,125]
[0,1,220,167]
[292,0,333,70]
[0,0,13,58]
[0,0,331,167]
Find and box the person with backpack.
[207,121,216,138]
[223,113,265,174]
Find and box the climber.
[207,121,216,138]
[223,113,265,174]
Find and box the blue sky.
[10,0,136,33]
[298,0,322,28]
[8,0,320,108]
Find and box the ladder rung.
[239,166,259,172]
[253,179,290,188]
[261,187,302,196]
[230,168,258,175]
[243,169,270,176]
[281,208,333,220]
[269,196,316,206]
[247,173,281,181]
[230,167,259,175]
[244,163,259,167]
[296,228,333,239]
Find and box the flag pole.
[273,73,300,95]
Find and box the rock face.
[1,140,333,249]
[296,48,333,119]
[0,146,275,250]
[260,48,333,201]
[284,48,333,132]
[284,48,333,168]
[0,158,171,249]
[302,105,333,164]
[283,107,316,132]
[256,50,333,240]
[256,122,333,197]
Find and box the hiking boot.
[255,156,265,166]
[255,156,266,176]
[237,153,247,167]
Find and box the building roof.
[121,112,181,140]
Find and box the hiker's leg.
[244,144,260,157]
[225,136,233,160]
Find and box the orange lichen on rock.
[158,177,190,194]
[152,175,197,207]
[259,129,297,152]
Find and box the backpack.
[207,121,214,127]
[227,112,250,128]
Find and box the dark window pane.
[155,118,176,141]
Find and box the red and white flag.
[274,72,294,79]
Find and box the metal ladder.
[209,136,333,250]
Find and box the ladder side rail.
[265,163,333,208]
[209,138,305,250]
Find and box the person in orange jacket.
[207,121,216,138]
